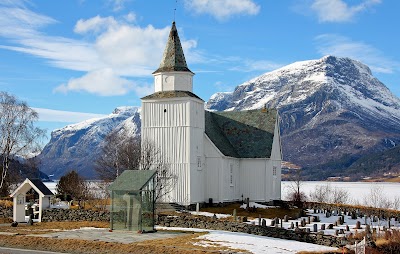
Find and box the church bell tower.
[141,22,205,205]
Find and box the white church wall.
[221,158,240,202]
[239,159,271,202]
[189,101,205,203]
[204,136,223,203]
[153,72,194,93]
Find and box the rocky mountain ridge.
[38,106,141,179]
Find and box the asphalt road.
[0,247,66,254]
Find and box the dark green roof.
[205,109,277,158]
[108,170,157,191]
[141,90,203,101]
[153,22,193,74]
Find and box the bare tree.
[0,92,45,195]
[95,130,141,181]
[140,139,176,203]
[309,184,330,203]
[95,131,176,203]
[330,186,349,204]
[286,168,307,208]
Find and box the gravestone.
[346,225,350,231]
[321,224,325,230]
[313,224,318,232]
[295,221,299,228]
[270,220,275,227]
[355,221,362,229]
[290,222,294,229]
[258,214,261,226]
[327,224,334,229]
[242,216,248,222]
[284,215,288,222]
[307,216,311,224]
[233,209,237,222]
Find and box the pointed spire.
[153,22,193,74]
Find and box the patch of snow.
[239,202,276,209]
[190,211,231,219]
[157,226,338,254]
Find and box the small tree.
[0,92,45,195]
[287,168,306,208]
[56,170,87,208]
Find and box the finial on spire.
[173,0,178,22]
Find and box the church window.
[197,156,201,169]
[230,164,234,186]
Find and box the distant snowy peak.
[207,55,400,115]
[39,106,141,179]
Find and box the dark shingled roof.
[141,90,203,101]
[108,170,157,191]
[153,22,193,74]
[29,178,54,196]
[205,109,277,158]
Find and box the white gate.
[347,237,366,254]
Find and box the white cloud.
[33,107,106,123]
[108,0,131,12]
[0,2,200,96]
[184,0,260,21]
[311,0,381,23]
[74,15,118,34]
[315,34,400,74]
[54,68,136,96]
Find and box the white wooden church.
[141,22,282,205]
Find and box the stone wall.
[41,208,109,222]
[157,214,342,248]
[0,206,12,219]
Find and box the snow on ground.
[240,202,276,209]
[189,211,232,219]
[157,226,338,254]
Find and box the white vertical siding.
[239,159,269,202]
[142,98,205,205]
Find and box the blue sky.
[0,0,399,144]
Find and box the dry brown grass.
[0,221,248,253]
[297,250,349,254]
[200,203,302,220]
[0,221,109,234]
[0,199,12,208]
[0,217,12,224]
[0,231,247,254]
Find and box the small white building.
[141,22,282,205]
[10,178,54,222]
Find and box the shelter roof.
[205,108,277,158]
[108,170,157,191]
[10,178,54,197]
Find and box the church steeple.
[152,22,194,93]
[153,22,192,74]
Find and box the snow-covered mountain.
[38,56,400,180]
[38,106,141,179]
[207,56,400,179]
